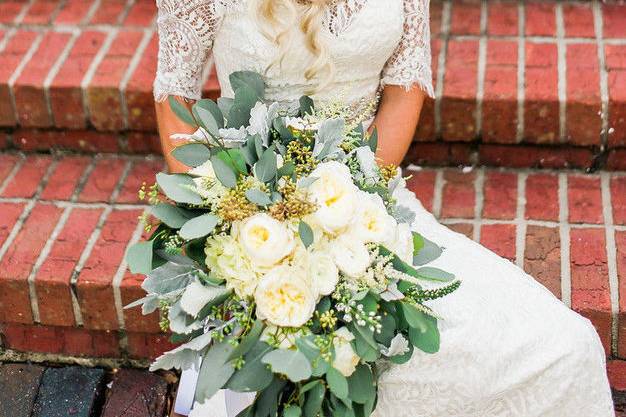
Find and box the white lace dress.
[154,1,615,416]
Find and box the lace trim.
[380,0,434,98]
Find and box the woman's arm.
[155,97,196,173]
[371,85,427,166]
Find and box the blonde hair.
[249,0,335,92]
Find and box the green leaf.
[171,143,211,167]
[245,188,272,206]
[412,236,444,266]
[254,377,286,417]
[347,365,374,404]
[304,382,325,417]
[230,71,265,99]
[412,232,425,255]
[168,96,196,126]
[299,95,314,115]
[389,342,413,365]
[193,105,220,137]
[261,349,312,382]
[253,149,277,183]
[179,213,219,240]
[408,315,440,354]
[142,262,195,294]
[126,241,153,274]
[368,128,378,152]
[326,367,349,399]
[229,320,264,360]
[415,266,455,282]
[277,161,295,178]
[151,203,194,228]
[226,341,274,392]
[298,221,314,248]
[284,405,302,417]
[295,335,329,377]
[217,149,248,175]
[195,98,224,128]
[400,302,428,332]
[217,97,234,117]
[195,338,236,402]
[156,173,203,205]
[210,155,238,188]
[229,86,258,128]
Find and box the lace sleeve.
[380,0,434,97]
[153,0,225,102]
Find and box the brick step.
[0,152,626,361]
[0,0,625,169]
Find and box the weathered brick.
[606,45,626,147]
[40,155,90,201]
[570,228,611,355]
[87,30,143,131]
[406,142,473,167]
[441,40,479,141]
[101,369,169,417]
[21,0,61,24]
[608,149,626,171]
[54,0,95,24]
[0,30,39,126]
[32,367,106,417]
[35,208,103,327]
[0,153,21,184]
[0,1,30,23]
[14,129,120,153]
[0,363,45,417]
[608,360,626,391]
[441,170,476,219]
[116,159,163,204]
[0,202,25,248]
[0,204,63,324]
[126,132,162,154]
[3,323,65,354]
[126,332,177,360]
[480,224,516,261]
[14,31,71,128]
[479,143,593,170]
[616,231,626,357]
[603,4,626,39]
[612,176,626,226]
[62,327,119,357]
[1,154,52,198]
[524,42,559,144]
[525,1,556,36]
[125,34,158,131]
[78,158,127,203]
[568,175,604,224]
[482,40,518,144]
[563,3,595,38]
[123,0,157,26]
[524,225,561,299]
[446,222,474,240]
[50,30,107,130]
[404,169,436,213]
[77,209,142,330]
[482,171,517,220]
[487,1,518,36]
[566,44,602,146]
[450,1,481,35]
[88,0,127,24]
[525,173,559,221]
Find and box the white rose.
[238,213,295,268]
[385,222,414,263]
[205,235,259,297]
[255,265,316,327]
[332,327,360,377]
[307,161,359,234]
[330,235,370,278]
[309,251,339,296]
[187,160,215,178]
[350,191,396,244]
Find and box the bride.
[153,0,614,416]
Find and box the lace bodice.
[154,0,434,110]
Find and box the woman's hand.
[370,84,427,166]
[155,96,197,173]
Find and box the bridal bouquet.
[126,71,459,417]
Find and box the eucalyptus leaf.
[195,98,224,128]
[313,119,344,159]
[126,240,153,274]
[210,155,238,188]
[245,188,273,206]
[142,262,195,295]
[229,86,258,128]
[413,237,444,266]
[254,378,286,417]
[262,349,312,382]
[195,338,236,402]
[408,315,440,354]
[179,213,219,240]
[156,173,203,205]
[169,96,196,126]
[284,405,302,417]
[400,302,428,332]
[230,71,265,99]
[217,97,234,116]
[304,382,325,417]
[151,203,194,228]
[193,105,220,137]
[172,143,211,167]
[415,266,455,282]
[253,149,277,183]
[299,95,314,115]
[368,127,378,152]
[298,221,314,248]
[392,205,416,225]
[226,341,274,392]
[347,365,374,404]
[326,367,349,399]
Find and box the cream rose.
[306,161,359,235]
[330,235,371,278]
[255,265,316,327]
[205,235,259,297]
[309,251,339,296]
[385,222,414,263]
[238,213,295,268]
[349,191,397,244]
[332,327,360,377]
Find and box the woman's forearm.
[155,97,197,173]
[371,85,427,166]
